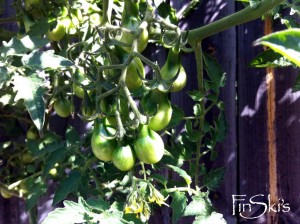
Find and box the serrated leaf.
[183,195,211,217]
[216,111,227,142]
[13,73,45,132]
[25,177,47,211]
[86,198,110,212]
[167,105,184,128]
[203,52,226,92]
[203,168,225,190]
[249,49,292,68]
[150,174,168,187]
[187,90,204,102]
[157,2,178,25]
[42,199,93,224]
[0,67,10,88]
[185,120,202,142]
[171,192,187,224]
[254,28,300,67]
[167,164,192,185]
[0,35,48,58]
[42,148,68,177]
[21,50,73,70]
[53,170,81,205]
[65,126,80,147]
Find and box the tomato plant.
[0,0,297,223]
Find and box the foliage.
[0,0,298,223]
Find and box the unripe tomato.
[120,27,148,53]
[22,152,33,164]
[54,97,72,118]
[126,58,145,91]
[26,126,39,140]
[47,21,66,41]
[169,66,187,92]
[133,125,164,164]
[0,189,12,199]
[144,92,172,131]
[91,120,117,161]
[112,145,135,171]
[25,0,40,10]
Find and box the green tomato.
[26,126,39,140]
[120,28,148,53]
[47,21,66,41]
[22,152,33,164]
[91,121,117,161]
[25,0,40,10]
[54,97,72,118]
[169,66,187,92]
[134,125,164,164]
[0,189,12,199]
[112,145,135,171]
[126,57,145,91]
[148,94,173,132]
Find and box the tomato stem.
[186,0,284,45]
[194,42,205,187]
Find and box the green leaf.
[167,105,185,128]
[25,177,47,211]
[65,126,80,147]
[249,49,292,68]
[183,194,212,217]
[0,35,48,58]
[292,72,300,92]
[100,210,124,224]
[0,67,10,88]
[193,104,201,116]
[254,29,300,67]
[203,168,225,190]
[42,148,68,177]
[185,120,201,142]
[187,90,204,102]
[27,18,50,36]
[157,2,178,25]
[21,50,73,70]
[53,170,81,205]
[171,192,187,224]
[150,174,168,187]
[216,111,227,142]
[203,52,226,92]
[42,199,94,224]
[13,73,45,133]
[86,198,110,212]
[167,164,192,185]
[193,212,227,224]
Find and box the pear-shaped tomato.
[133,125,164,164]
[0,189,12,199]
[112,145,135,171]
[143,91,172,131]
[169,66,187,92]
[47,21,66,41]
[91,120,117,161]
[126,57,145,91]
[26,126,39,140]
[54,96,72,118]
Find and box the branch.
[187,0,284,45]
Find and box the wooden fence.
[1,1,300,223]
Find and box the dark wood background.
[1,1,300,223]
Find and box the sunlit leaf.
[13,73,45,133]
[0,35,48,58]
[249,49,292,68]
[21,50,73,70]
[254,29,300,67]
[167,164,192,185]
[0,67,10,88]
